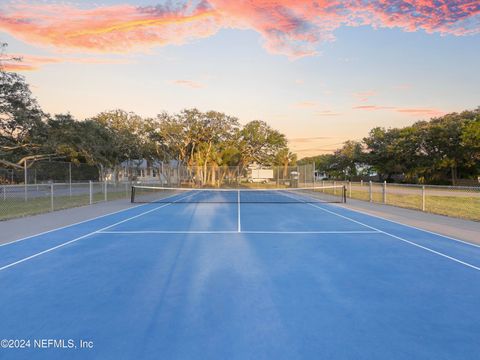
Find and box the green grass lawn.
[0,190,129,221]
[1,186,478,222]
[349,189,480,221]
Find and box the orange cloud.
[2,53,130,71]
[289,136,332,143]
[0,3,221,53]
[0,1,478,58]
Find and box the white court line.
[306,202,480,272]
[237,189,241,233]
[0,187,198,248]
[97,230,379,234]
[0,192,200,272]
[277,191,480,271]
[0,202,148,248]
[331,203,480,249]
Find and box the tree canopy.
[299,108,480,184]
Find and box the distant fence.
[117,163,316,189]
[323,180,480,221]
[0,181,131,221]
[2,165,477,222]
[0,164,316,220]
[0,161,100,185]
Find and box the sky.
[1,0,479,157]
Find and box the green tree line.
[0,45,296,184]
[299,109,480,185]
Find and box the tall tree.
[0,49,47,166]
[275,147,297,178]
[238,120,287,169]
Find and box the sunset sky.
[1,0,479,157]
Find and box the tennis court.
[0,186,479,359]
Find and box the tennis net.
[131,185,346,204]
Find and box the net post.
[131,186,135,203]
[343,185,347,203]
[24,159,28,202]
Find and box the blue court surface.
[0,190,479,359]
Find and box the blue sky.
[1,1,479,156]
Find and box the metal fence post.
[104,181,108,202]
[2,186,5,201]
[125,181,129,199]
[361,180,363,187]
[369,181,373,202]
[383,181,387,204]
[348,181,352,198]
[24,160,28,202]
[89,181,93,205]
[422,185,426,211]
[69,162,72,197]
[333,180,337,195]
[50,183,54,212]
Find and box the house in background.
[105,160,177,184]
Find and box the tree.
[238,120,287,169]
[332,140,364,179]
[92,109,156,163]
[363,127,403,181]
[45,114,118,169]
[0,70,47,163]
[275,147,297,178]
[461,115,480,173]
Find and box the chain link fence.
[0,181,132,221]
[3,161,476,222]
[0,163,316,220]
[0,161,100,185]
[125,163,316,189]
[323,180,480,221]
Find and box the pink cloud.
[395,108,443,116]
[0,1,478,58]
[353,105,395,110]
[315,110,341,116]
[293,101,318,108]
[171,80,204,89]
[354,104,443,117]
[353,90,377,102]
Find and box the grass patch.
[0,190,130,221]
[349,189,479,221]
